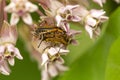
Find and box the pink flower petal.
[85,25,93,39]
[0,21,10,39]
[0,45,5,54]
[48,47,58,56]
[22,13,33,25]
[7,44,15,53]
[4,2,15,13]
[55,15,63,26]
[99,16,109,22]
[70,39,79,45]
[55,57,65,64]
[86,17,97,27]
[14,48,23,60]
[10,13,20,25]
[25,2,38,12]
[56,47,69,55]
[7,44,23,60]
[41,53,49,66]
[65,5,80,12]
[0,21,18,44]
[55,62,68,71]
[0,66,10,75]
[8,58,15,66]
[68,29,81,36]
[41,69,50,80]
[90,9,105,18]
[48,64,58,77]
[62,22,70,32]
[71,15,81,22]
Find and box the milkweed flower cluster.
[4,0,38,25]
[0,0,111,80]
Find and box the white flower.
[31,28,69,80]
[0,58,10,75]
[41,47,69,66]
[41,59,68,80]
[0,44,23,66]
[4,0,38,25]
[0,21,23,75]
[55,5,81,32]
[84,9,108,38]
[56,5,81,23]
[40,46,69,80]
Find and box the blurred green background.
[1,0,120,80]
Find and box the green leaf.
[58,7,120,80]
[105,37,120,80]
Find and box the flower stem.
[3,0,8,21]
[0,0,4,28]
[36,10,45,16]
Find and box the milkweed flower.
[41,47,69,67]
[39,0,81,32]
[31,18,80,80]
[6,0,108,80]
[0,21,23,75]
[38,1,81,33]
[55,5,81,32]
[0,59,10,75]
[41,59,68,80]
[4,0,38,25]
[32,32,69,80]
[41,47,69,80]
[84,9,108,38]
